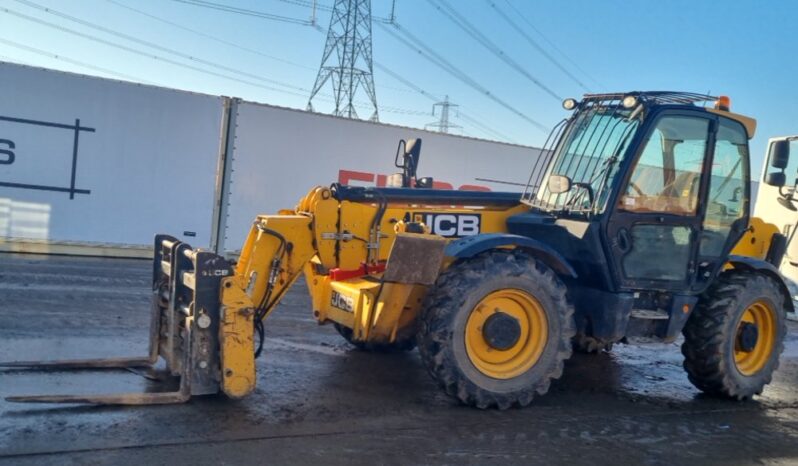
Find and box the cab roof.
[579,91,757,138]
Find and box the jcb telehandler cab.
[4,91,792,409]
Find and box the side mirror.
[393,138,423,188]
[548,175,572,194]
[770,140,790,169]
[394,139,407,168]
[765,172,787,188]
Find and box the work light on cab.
[562,98,578,110]
[622,95,638,109]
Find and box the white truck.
[755,136,798,313]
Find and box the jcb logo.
[413,213,481,238]
[331,290,354,312]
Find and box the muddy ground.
[2,254,798,465]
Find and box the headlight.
[562,98,578,110]
[622,95,638,108]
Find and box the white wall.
[0,63,546,255]
[219,100,542,253]
[0,62,224,249]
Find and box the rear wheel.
[334,323,417,352]
[682,271,787,399]
[417,250,575,409]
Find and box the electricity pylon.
[307,0,379,121]
[426,95,461,133]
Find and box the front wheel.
[417,250,575,409]
[682,271,787,399]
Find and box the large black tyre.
[682,271,787,400]
[417,250,575,409]
[334,323,417,352]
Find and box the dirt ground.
[2,253,798,466]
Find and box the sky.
[1,0,796,175]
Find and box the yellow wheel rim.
[734,300,777,376]
[465,289,548,380]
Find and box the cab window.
[619,116,710,215]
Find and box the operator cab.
[510,92,758,342]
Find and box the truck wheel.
[417,250,575,409]
[682,271,787,400]
[573,333,613,353]
[334,323,417,352]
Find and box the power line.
[311,25,511,140]
[170,0,313,25]
[502,0,605,90]
[0,53,33,67]
[110,0,415,100]
[141,0,526,140]
[4,0,519,141]
[271,0,394,24]
[484,0,589,92]
[274,0,333,13]
[0,37,152,83]
[107,0,409,98]
[12,0,308,93]
[377,21,548,133]
[458,113,516,143]
[0,6,314,97]
[426,0,561,102]
[373,61,516,142]
[38,2,425,117]
[105,0,316,71]
[374,62,440,101]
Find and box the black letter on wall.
[0,139,15,165]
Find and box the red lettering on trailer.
[338,169,374,186]
[337,169,489,192]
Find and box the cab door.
[693,117,751,291]
[605,112,714,291]
[605,111,751,292]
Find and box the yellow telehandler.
[3,92,793,409]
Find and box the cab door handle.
[616,228,632,253]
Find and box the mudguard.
[727,255,795,313]
[445,233,577,278]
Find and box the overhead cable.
[12,0,308,93]
[485,0,589,92]
[0,6,314,96]
[105,0,315,71]
[426,0,561,102]
[170,0,312,25]
[502,0,605,90]
[378,21,548,133]
[0,36,151,83]
[374,61,515,142]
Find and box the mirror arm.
[779,184,795,200]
